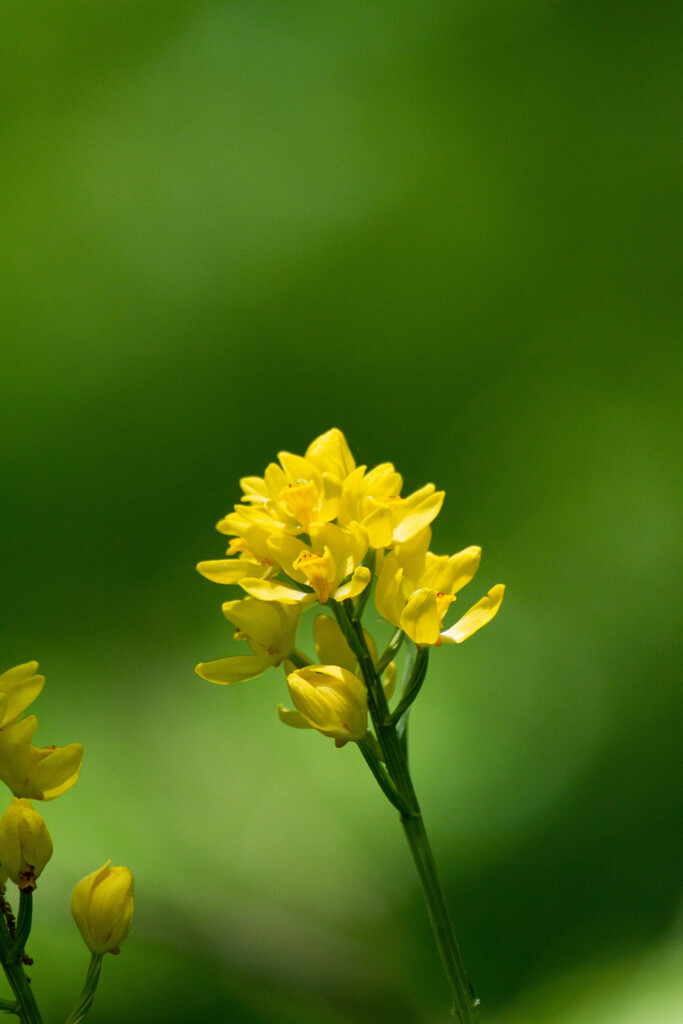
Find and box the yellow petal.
[446,546,482,593]
[421,545,481,594]
[239,475,271,501]
[440,584,505,644]
[222,598,301,656]
[361,462,402,501]
[71,862,134,954]
[277,705,312,729]
[394,527,431,584]
[393,490,445,544]
[196,559,269,583]
[383,662,397,702]
[266,533,309,581]
[400,588,442,646]
[309,522,368,581]
[363,629,378,665]
[318,472,343,522]
[28,744,83,801]
[286,665,367,742]
[0,662,45,728]
[305,428,356,479]
[0,798,53,888]
[277,451,322,490]
[279,479,319,532]
[293,546,336,603]
[313,616,356,672]
[195,653,274,684]
[239,578,312,604]
[374,555,405,627]
[333,565,371,602]
[362,504,394,548]
[263,461,289,498]
[0,662,40,685]
[336,464,367,524]
[0,716,38,795]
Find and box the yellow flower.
[199,430,361,587]
[279,665,367,745]
[336,461,444,549]
[241,523,370,605]
[197,515,278,584]
[375,527,504,646]
[71,861,134,955]
[0,662,45,729]
[195,597,303,685]
[234,429,356,535]
[0,716,83,801]
[304,427,356,480]
[0,798,53,891]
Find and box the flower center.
[281,480,318,531]
[293,548,336,603]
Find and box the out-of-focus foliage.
[1,2,680,1021]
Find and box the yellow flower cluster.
[0,661,134,959]
[0,661,83,892]
[196,429,504,744]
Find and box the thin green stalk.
[385,646,429,726]
[333,599,481,1021]
[376,627,405,677]
[357,737,412,815]
[0,895,43,1024]
[400,812,480,1022]
[64,953,103,1024]
[10,893,33,963]
[287,649,312,669]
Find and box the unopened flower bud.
[0,798,53,891]
[71,861,134,954]
[285,664,367,745]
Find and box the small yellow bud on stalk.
[0,798,53,891]
[285,664,367,745]
[71,861,134,954]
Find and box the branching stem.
[331,599,481,1022]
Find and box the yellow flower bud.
[285,665,367,745]
[0,798,53,891]
[71,861,134,954]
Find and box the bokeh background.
[1,2,681,1021]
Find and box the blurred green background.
[1,2,681,1021]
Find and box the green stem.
[385,647,429,726]
[333,600,481,1022]
[9,894,33,963]
[0,895,43,1024]
[399,812,480,1022]
[64,953,103,1024]
[376,627,405,677]
[357,737,412,815]
[287,649,312,669]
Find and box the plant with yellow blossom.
[0,661,134,1024]
[196,428,504,1021]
